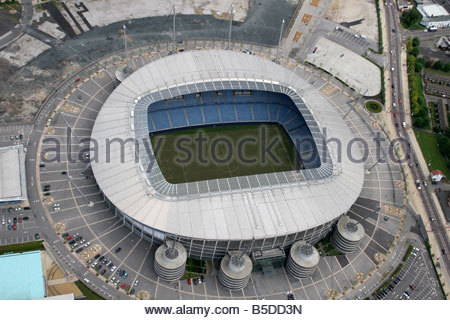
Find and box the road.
[384,1,450,280]
[0,0,33,50]
[22,72,129,300]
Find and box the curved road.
[0,0,33,50]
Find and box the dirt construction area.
[325,0,378,42]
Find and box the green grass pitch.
[150,123,301,184]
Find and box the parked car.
[13,217,17,224]
[35,233,40,240]
[100,269,106,276]
[94,254,100,260]
[114,247,122,253]
[121,283,126,289]
[22,216,29,221]
[75,247,83,253]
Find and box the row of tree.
[406,37,430,129]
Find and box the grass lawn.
[414,130,450,178]
[74,280,104,300]
[0,240,44,256]
[150,123,302,184]
[365,101,382,113]
[424,68,450,77]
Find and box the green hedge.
[0,241,44,256]
[74,280,104,300]
[375,0,383,53]
[403,245,413,262]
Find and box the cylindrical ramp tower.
[331,216,365,254]
[286,241,320,278]
[218,251,253,291]
[154,240,187,282]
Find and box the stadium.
[90,49,365,261]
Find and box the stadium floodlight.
[172,5,176,54]
[275,19,285,63]
[227,1,234,49]
[60,112,84,147]
[123,24,129,63]
[68,175,94,207]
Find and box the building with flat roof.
[0,145,28,206]
[418,4,450,29]
[0,251,45,300]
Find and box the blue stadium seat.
[184,94,202,108]
[185,105,204,125]
[219,104,236,122]
[149,100,166,112]
[147,114,156,132]
[167,98,184,109]
[203,104,221,123]
[152,110,171,130]
[280,94,294,106]
[290,126,313,147]
[236,103,253,121]
[168,108,188,128]
[219,90,234,104]
[201,91,218,105]
[234,93,252,104]
[268,104,279,121]
[252,103,269,121]
[252,90,268,103]
[278,106,292,123]
[266,92,282,104]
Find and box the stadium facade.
[91,49,364,260]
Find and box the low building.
[418,4,450,29]
[0,145,28,207]
[431,169,446,182]
[397,0,414,11]
[0,251,45,300]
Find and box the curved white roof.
[91,49,364,241]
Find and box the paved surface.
[305,37,381,96]
[384,1,450,293]
[21,41,412,300]
[0,0,33,50]
[0,1,444,300]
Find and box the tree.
[439,135,450,158]
[411,47,420,57]
[425,60,434,68]
[444,63,450,73]
[434,60,444,70]
[412,37,421,47]
[414,62,423,73]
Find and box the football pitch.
[150,123,301,184]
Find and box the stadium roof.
[91,49,364,241]
[0,144,27,203]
